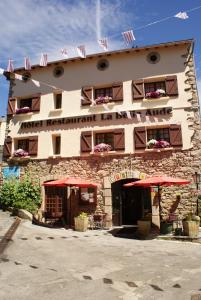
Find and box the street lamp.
[192,172,201,216]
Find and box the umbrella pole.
[158,185,161,225]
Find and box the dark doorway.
[112,179,151,226]
[45,186,67,222]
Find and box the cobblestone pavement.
[0,210,17,241]
[0,216,201,300]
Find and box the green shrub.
[0,174,41,214]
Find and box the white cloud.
[0,0,134,67]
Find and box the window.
[147,128,170,143]
[81,129,125,153]
[132,76,178,100]
[54,93,62,109]
[134,125,182,150]
[144,81,166,96]
[17,139,29,152]
[94,87,112,99]
[81,82,123,106]
[53,135,61,155]
[19,98,32,109]
[95,132,114,150]
[80,187,96,205]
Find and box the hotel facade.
[2,39,201,228]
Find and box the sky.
[0,0,201,116]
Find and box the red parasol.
[43,177,98,188]
[124,176,190,187]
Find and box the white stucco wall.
[0,119,6,146]
[8,42,196,158]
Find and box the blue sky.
[0,0,201,116]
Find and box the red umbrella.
[124,176,190,187]
[43,177,98,188]
[124,175,191,223]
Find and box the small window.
[147,52,160,64]
[80,187,96,205]
[97,59,109,71]
[53,66,64,78]
[53,135,61,155]
[94,87,112,99]
[19,98,32,108]
[54,93,62,109]
[17,139,29,152]
[95,132,114,150]
[147,128,170,143]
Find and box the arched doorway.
[112,178,151,226]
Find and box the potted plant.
[160,219,173,234]
[74,212,88,232]
[182,213,200,238]
[137,214,152,237]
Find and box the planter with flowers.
[74,212,88,232]
[91,143,112,156]
[9,149,30,162]
[16,107,32,114]
[90,96,113,107]
[145,89,166,99]
[145,139,173,152]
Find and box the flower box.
[16,107,32,114]
[90,96,113,106]
[146,139,171,149]
[145,89,166,99]
[93,143,112,153]
[13,149,29,157]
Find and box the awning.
[43,177,98,188]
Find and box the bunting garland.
[98,38,108,51]
[0,5,200,72]
[77,45,86,58]
[40,53,48,67]
[7,59,14,72]
[24,57,31,70]
[122,30,135,46]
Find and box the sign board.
[2,166,20,179]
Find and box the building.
[0,116,6,162]
[2,39,201,228]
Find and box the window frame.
[54,93,62,109]
[95,131,114,150]
[17,139,29,152]
[52,135,61,155]
[18,98,32,109]
[144,81,166,97]
[147,127,170,143]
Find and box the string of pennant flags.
[0,4,200,72]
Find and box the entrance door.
[112,179,151,226]
[45,186,67,222]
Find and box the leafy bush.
[0,174,41,214]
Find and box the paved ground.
[1,212,201,300]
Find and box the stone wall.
[1,147,198,221]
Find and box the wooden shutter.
[132,80,145,100]
[112,82,123,102]
[169,124,182,147]
[165,76,178,96]
[114,129,125,151]
[81,131,92,152]
[7,98,16,115]
[31,94,41,112]
[134,127,146,149]
[81,87,92,106]
[28,136,38,156]
[3,137,12,158]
